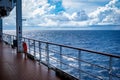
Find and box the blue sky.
[3,0,120,29]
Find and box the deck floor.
[0,42,61,80]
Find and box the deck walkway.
[0,42,61,80]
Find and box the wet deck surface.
[0,42,61,80]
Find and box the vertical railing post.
[7,34,9,43]
[6,34,7,42]
[2,34,3,41]
[11,35,13,44]
[33,40,36,59]
[78,50,81,80]
[12,35,15,44]
[23,37,25,42]
[46,43,50,68]
[60,46,62,69]
[8,35,10,43]
[28,39,30,54]
[0,18,3,41]
[11,35,13,45]
[5,34,7,42]
[39,41,41,62]
[7,34,10,44]
[2,33,4,41]
[10,35,12,45]
[109,57,112,80]
[13,35,15,40]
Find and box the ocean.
[22,30,120,55]
[4,30,120,80]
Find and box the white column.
[0,18,2,41]
[16,0,23,53]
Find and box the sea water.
[22,30,120,55]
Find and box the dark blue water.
[23,30,120,55]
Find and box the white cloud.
[3,0,120,28]
[88,0,120,25]
[22,0,48,17]
[62,0,110,13]
[3,0,52,26]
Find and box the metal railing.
[2,33,120,80]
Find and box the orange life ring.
[23,42,27,53]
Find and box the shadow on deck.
[0,42,62,80]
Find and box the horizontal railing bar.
[79,59,109,70]
[49,49,62,55]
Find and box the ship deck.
[0,42,61,80]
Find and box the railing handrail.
[3,33,120,58]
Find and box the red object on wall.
[23,42,27,53]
